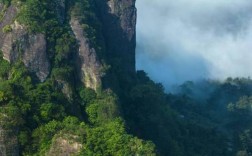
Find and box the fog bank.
[136,0,252,89]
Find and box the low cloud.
[136,0,252,90]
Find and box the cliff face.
[0,0,136,88]
[68,0,137,90]
[0,0,140,155]
[0,5,50,82]
[70,16,103,90]
[0,5,46,156]
[95,0,137,74]
[47,133,82,156]
[0,127,19,156]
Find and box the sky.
[136,0,252,90]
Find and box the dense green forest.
[0,0,252,155]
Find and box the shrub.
[2,25,12,33]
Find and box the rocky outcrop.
[107,0,137,41]
[68,0,137,90]
[0,128,19,156]
[70,16,103,91]
[19,33,49,81]
[55,80,73,101]
[0,5,17,37]
[47,133,82,156]
[0,5,50,82]
[95,0,137,74]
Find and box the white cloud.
[136,0,252,88]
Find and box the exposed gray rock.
[0,5,17,41]
[70,16,102,90]
[47,133,82,156]
[21,33,49,81]
[0,5,50,82]
[0,21,25,62]
[1,21,50,81]
[0,6,21,156]
[0,128,19,156]
[55,80,73,102]
[108,0,137,41]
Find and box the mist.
[136,0,252,90]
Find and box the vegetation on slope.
[0,0,156,155]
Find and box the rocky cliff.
[95,0,137,75]
[0,127,19,156]
[0,4,50,82]
[0,0,136,88]
[70,15,103,91]
[0,0,137,155]
[67,0,137,91]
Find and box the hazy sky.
[136,0,252,89]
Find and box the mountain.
[0,0,252,156]
[0,0,148,155]
[0,0,136,89]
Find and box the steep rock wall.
[67,0,137,91]
[95,0,137,74]
[47,133,82,156]
[70,16,103,90]
[0,128,19,156]
[0,5,50,82]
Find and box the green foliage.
[54,34,76,66]
[39,103,65,122]
[2,24,12,33]
[32,120,63,154]
[79,87,97,105]
[120,71,232,156]
[18,131,29,146]
[62,116,84,133]
[0,0,11,6]
[0,105,23,128]
[238,129,252,155]
[0,51,10,80]
[228,96,252,113]
[80,118,156,156]
[71,0,106,59]
[17,0,46,33]
[51,66,74,81]
[86,90,120,124]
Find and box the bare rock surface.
[70,16,102,90]
[47,134,82,156]
[0,5,50,81]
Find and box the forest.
[0,0,251,156]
